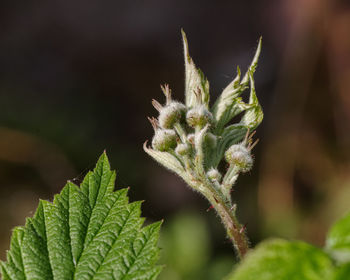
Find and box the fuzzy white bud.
[175,143,192,156]
[186,105,213,128]
[152,129,177,151]
[207,168,222,182]
[158,102,186,129]
[225,144,253,172]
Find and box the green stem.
[200,178,249,259]
[222,165,240,193]
[174,122,187,143]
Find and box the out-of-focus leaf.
[158,211,210,280]
[326,211,350,264]
[227,239,334,280]
[333,263,350,280]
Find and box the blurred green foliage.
[159,210,235,280]
[227,211,350,280]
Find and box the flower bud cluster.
[149,83,215,158]
[144,31,263,257]
[145,31,262,211]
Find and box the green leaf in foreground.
[333,263,350,280]
[1,152,162,280]
[227,239,334,280]
[326,211,350,264]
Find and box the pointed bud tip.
[152,99,163,112]
[147,116,159,131]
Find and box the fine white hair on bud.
[207,168,222,182]
[158,102,186,129]
[175,143,192,156]
[225,144,253,172]
[186,105,213,128]
[152,129,177,151]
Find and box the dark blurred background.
[1,0,350,279]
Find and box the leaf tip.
[180,28,186,39]
[98,150,110,165]
[181,29,190,60]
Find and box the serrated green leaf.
[241,37,262,86]
[0,228,25,280]
[227,239,334,280]
[212,38,262,133]
[1,152,162,280]
[212,67,243,129]
[240,71,263,128]
[211,71,263,167]
[326,211,350,264]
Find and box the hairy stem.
[200,178,249,259]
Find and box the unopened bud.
[207,168,222,182]
[159,102,186,129]
[225,144,253,172]
[175,143,192,156]
[186,105,213,128]
[152,129,177,151]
